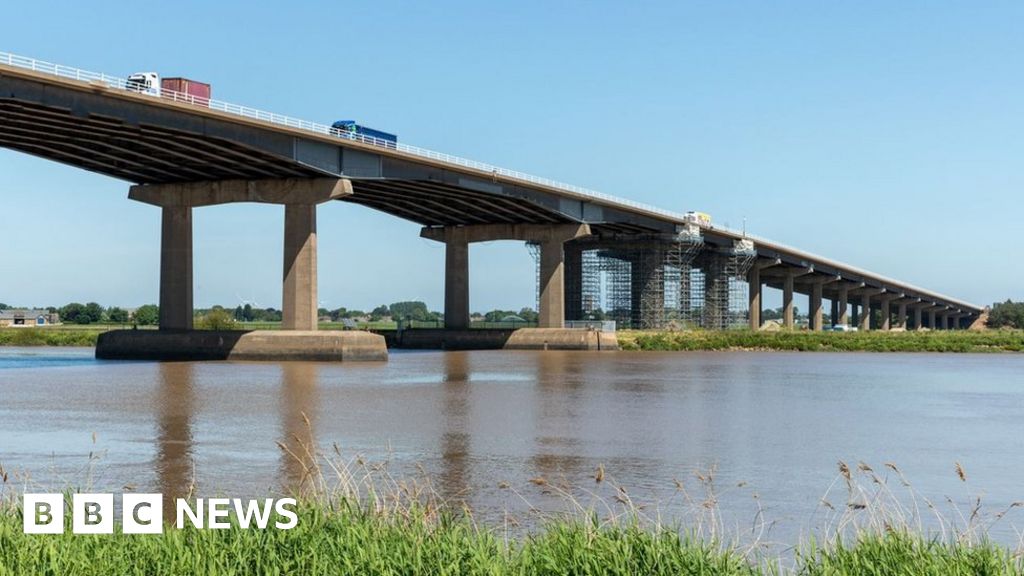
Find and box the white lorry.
[126,72,160,96]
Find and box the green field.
[617,329,1024,353]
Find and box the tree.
[197,308,237,331]
[107,307,129,323]
[133,304,159,326]
[60,302,86,324]
[988,300,1024,329]
[389,301,431,322]
[0,303,8,310]
[518,307,538,323]
[370,305,390,320]
[83,302,104,324]
[484,309,518,322]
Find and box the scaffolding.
[527,241,541,314]
[701,239,756,330]
[527,233,755,330]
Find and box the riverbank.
[5,326,1024,353]
[0,500,1017,574]
[617,329,1024,352]
[0,327,105,347]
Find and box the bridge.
[0,51,982,358]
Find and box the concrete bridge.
[0,52,982,358]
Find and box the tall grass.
[2,426,1023,574]
[618,329,1024,352]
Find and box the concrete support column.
[831,299,839,328]
[747,266,761,330]
[538,240,566,328]
[851,304,860,328]
[783,274,795,329]
[130,177,352,334]
[838,286,849,326]
[941,313,950,330]
[422,223,591,332]
[444,237,470,329]
[564,243,584,322]
[860,293,871,331]
[810,282,824,331]
[913,306,923,330]
[879,298,892,331]
[928,309,937,329]
[282,204,318,331]
[631,249,665,329]
[159,206,193,331]
[897,302,908,329]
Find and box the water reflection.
[439,352,470,504]
[279,363,320,496]
[531,352,586,482]
[154,362,195,521]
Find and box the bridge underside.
[0,68,981,333]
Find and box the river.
[1,346,1023,543]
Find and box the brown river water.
[2,347,1023,543]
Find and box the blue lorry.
[331,120,397,149]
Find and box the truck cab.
[126,72,160,96]
[331,120,398,149]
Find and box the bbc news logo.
[23,494,298,534]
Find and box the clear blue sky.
[1,1,1020,312]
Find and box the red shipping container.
[161,77,212,107]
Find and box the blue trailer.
[331,120,397,149]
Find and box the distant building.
[0,309,60,327]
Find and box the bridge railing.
[0,50,688,223]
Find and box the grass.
[617,329,1024,353]
[0,498,1020,575]
[0,504,759,576]
[0,327,105,347]
[3,427,1024,575]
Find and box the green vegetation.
[988,300,1024,329]
[0,502,1020,574]
[797,532,1019,575]
[196,308,238,331]
[0,328,103,347]
[618,329,1024,352]
[133,304,159,326]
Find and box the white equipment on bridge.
[126,72,160,95]
[683,211,712,227]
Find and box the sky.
[1,1,1021,312]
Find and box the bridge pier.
[98,178,387,362]
[896,301,908,329]
[159,206,194,331]
[837,285,850,326]
[878,295,895,331]
[769,267,811,329]
[422,223,591,330]
[747,267,761,330]
[747,259,779,330]
[631,247,666,330]
[853,288,885,331]
[564,243,584,323]
[783,274,795,328]
[282,204,318,331]
[809,282,823,331]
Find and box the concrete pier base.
[503,328,618,351]
[96,330,387,362]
